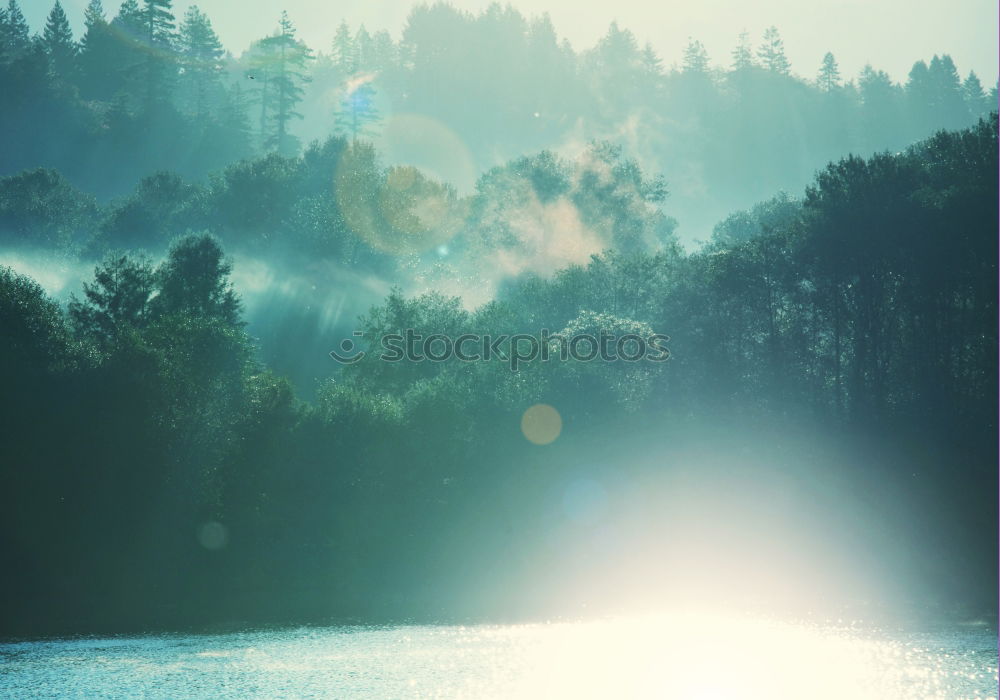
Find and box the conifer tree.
[817,52,840,92]
[78,0,116,97]
[140,0,177,108]
[178,5,224,119]
[730,30,754,71]
[331,21,356,74]
[1,0,30,59]
[962,71,989,117]
[682,39,709,75]
[41,1,77,81]
[253,11,312,155]
[757,26,790,75]
[114,0,143,34]
[927,54,967,128]
[639,42,662,76]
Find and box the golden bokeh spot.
[521,404,562,445]
[334,145,466,256]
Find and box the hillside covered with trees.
[0,0,996,238]
[1,113,995,632]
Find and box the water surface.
[2,615,997,699]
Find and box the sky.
[24,0,1000,86]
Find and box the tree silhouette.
[682,38,710,75]
[251,11,312,155]
[178,6,224,120]
[730,30,754,71]
[817,52,840,92]
[139,0,177,109]
[41,1,77,82]
[1,0,30,59]
[757,26,790,75]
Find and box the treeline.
[0,135,673,388]
[314,8,996,168]
[0,0,258,194]
[0,137,668,261]
[1,117,995,632]
[2,1,996,222]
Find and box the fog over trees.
[1,1,995,237]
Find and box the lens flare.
[521,404,562,445]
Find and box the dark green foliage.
[0,266,74,373]
[96,171,203,251]
[0,118,995,632]
[1,1,30,59]
[0,168,98,250]
[0,0,252,196]
[152,233,241,326]
[41,1,76,82]
[68,253,155,346]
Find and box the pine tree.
[355,25,373,71]
[41,1,77,81]
[140,0,177,108]
[101,1,148,111]
[78,0,113,97]
[114,0,143,34]
[859,64,900,148]
[817,52,840,92]
[252,11,312,155]
[143,0,175,46]
[370,30,396,73]
[927,54,968,128]
[730,30,754,72]
[962,71,988,117]
[905,60,934,135]
[757,26,790,75]
[1,0,30,59]
[68,254,156,345]
[639,42,662,76]
[80,0,107,51]
[178,5,224,119]
[906,60,931,98]
[331,21,356,74]
[84,0,105,27]
[682,38,709,75]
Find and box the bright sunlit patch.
[5,616,995,698]
[521,403,562,445]
[502,611,998,699]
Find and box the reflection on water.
[1,614,996,699]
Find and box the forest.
[0,0,997,635]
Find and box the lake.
[1,614,996,699]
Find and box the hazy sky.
[25,0,999,85]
